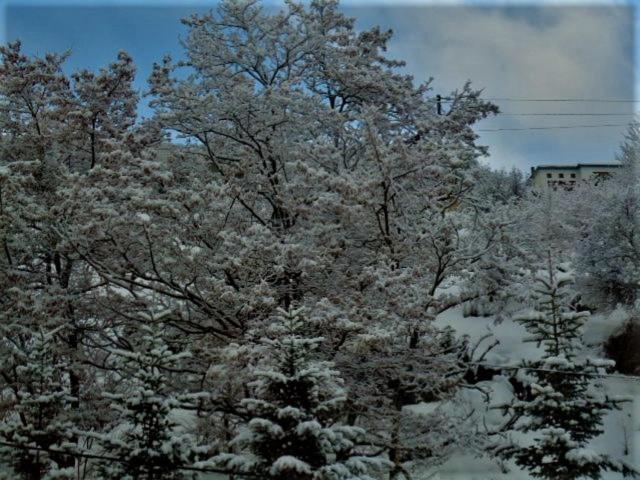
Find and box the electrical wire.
[440,97,640,103]
[478,123,631,132]
[487,98,640,103]
[499,113,636,117]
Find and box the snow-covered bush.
[574,123,640,308]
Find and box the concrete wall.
[578,165,618,182]
[532,168,579,188]
[532,165,619,188]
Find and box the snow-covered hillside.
[428,306,639,479]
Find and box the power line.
[441,97,640,103]
[487,98,640,103]
[499,113,636,117]
[478,123,631,132]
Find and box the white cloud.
[347,5,634,169]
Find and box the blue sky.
[0,0,636,170]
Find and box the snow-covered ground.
[195,305,639,480]
[428,305,639,479]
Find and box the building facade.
[529,163,620,189]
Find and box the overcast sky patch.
[4,2,636,171]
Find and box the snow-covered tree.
[573,122,640,307]
[502,258,636,479]
[515,256,588,359]
[0,328,75,480]
[1,2,507,478]
[472,165,525,206]
[142,0,499,473]
[0,43,163,478]
[89,324,203,480]
[65,50,139,170]
[200,307,387,480]
[0,41,71,164]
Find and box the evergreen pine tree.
[0,328,75,480]
[504,255,636,480]
[89,325,202,480]
[516,257,588,359]
[201,307,388,480]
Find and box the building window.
[559,173,564,178]
[546,173,552,178]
